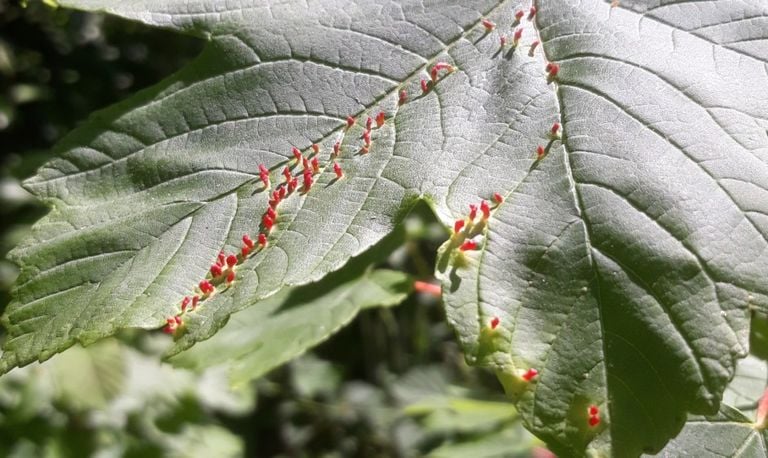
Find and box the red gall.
[258,164,270,187]
[263,214,274,230]
[430,66,438,83]
[181,296,191,313]
[589,405,599,416]
[292,147,302,162]
[199,280,214,295]
[258,233,267,247]
[529,40,540,57]
[266,206,277,220]
[163,316,182,334]
[480,200,490,220]
[551,122,561,136]
[420,78,429,94]
[333,161,343,179]
[226,254,238,268]
[499,35,507,47]
[588,416,600,427]
[537,145,546,159]
[311,157,320,174]
[333,141,341,156]
[482,18,495,31]
[226,270,235,284]
[493,192,504,204]
[513,28,523,45]
[242,246,251,257]
[454,219,465,233]
[366,116,373,130]
[210,263,223,277]
[468,204,478,221]
[282,166,292,182]
[278,185,287,199]
[311,143,319,154]
[546,62,560,78]
[413,280,441,297]
[303,169,313,191]
[363,130,371,147]
[217,252,226,266]
[528,6,537,20]
[490,316,500,329]
[192,295,199,309]
[376,111,385,128]
[302,157,310,171]
[346,116,355,128]
[522,368,539,382]
[399,89,408,105]
[514,10,524,21]
[288,177,298,193]
[460,240,478,251]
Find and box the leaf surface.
[4,0,768,455]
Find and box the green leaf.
[724,354,767,418]
[170,267,411,386]
[4,0,768,455]
[650,405,767,457]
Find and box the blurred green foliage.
[0,2,543,456]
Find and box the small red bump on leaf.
[513,27,523,45]
[588,416,601,427]
[292,147,302,162]
[460,240,478,251]
[266,206,277,220]
[361,145,369,154]
[493,192,504,204]
[454,219,465,233]
[430,66,438,83]
[333,162,343,178]
[756,388,768,428]
[499,35,507,47]
[258,233,267,247]
[413,280,441,297]
[588,405,599,416]
[468,204,478,221]
[490,316,500,329]
[311,157,320,174]
[376,111,385,128]
[226,270,235,284]
[366,116,373,130]
[528,6,537,20]
[226,254,238,268]
[263,214,274,230]
[433,62,453,72]
[537,145,546,160]
[181,296,191,313]
[399,89,408,105]
[312,143,319,154]
[288,177,298,193]
[529,40,540,57]
[547,62,560,78]
[480,200,490,219]
[242,246,251,257]
[258,164,270,187]
[515,10,524,21]
[482,18,495,31]
[420,78,429,94]
[333,141,341,156]
[363,130,371,147]
[303,169,313,191]
[522,368,539,382]
[192,295,199,309]
[551,122,561,136]
[302,157,310,171]
[163,317,177,334]
[282,166,292,182]
[210,264,223,277]
[243,234,254,249]
[346,116,356,128]
[278,185,287,199]
[199,280,214,295]
[218,252,226,266]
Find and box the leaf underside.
[3,0,768,455]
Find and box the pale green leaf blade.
[650,405,767,458]
[170,268,411,386]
